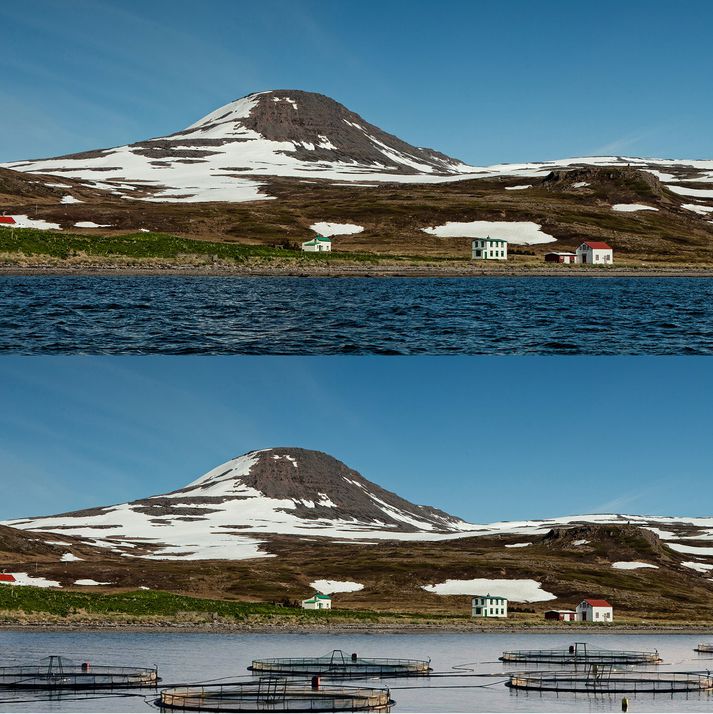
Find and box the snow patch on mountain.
[682,204,713,215]
[422,220,555,245]
[612,203,658,212]
[422,578,557,602]
[310,222,364,236]
[611,561,658,570]
[681,562,713,573]
[310,579,364,594]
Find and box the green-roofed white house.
[471,594,508,618]
[301,236,332,252]
[301,593,332,610]
[471,237,507,260]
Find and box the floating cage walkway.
[159,678,393,712]
[694,643,713,653]
[0,656,159,690]
[249,650,430,678]
[500,642,661,665]
[507,667,713,694]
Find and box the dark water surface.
[0,631,712,712]
[1,276,712,354]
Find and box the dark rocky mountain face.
[166,447,469,532]
[231,90,465,173]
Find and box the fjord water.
[2,276,713,354]
[1,631,712,712]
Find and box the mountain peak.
[4,447,474,561]
[3,89,473,203]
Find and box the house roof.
[0,216,16,225]
[583,598,611,607]
[302,237,331,246]
[0,574,16,582]
[303,593,332,602]
[472,594,507,601]
[581,241,612,250]
[545,251,577,256]
[545,609,577,614]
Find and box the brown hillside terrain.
[2,523,712,622]
[1,165,713,265]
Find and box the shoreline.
[3,621,713,635]
[2,263,713,278]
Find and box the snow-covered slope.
[5,447,713,564]
[4,448,475,560]
[2,90,475,203]
[4,89,713,205]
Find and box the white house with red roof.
[576,241,613,265]
[576,598,613,622]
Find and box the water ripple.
[0,276,712,354]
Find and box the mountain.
[4,89,712,208]
[3,448,713,617]
[2,90,475,203]
[5,448,475,560]
[5,447,713,569]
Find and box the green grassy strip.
[0,586,474,623]
[0,229,391,263]
[0,586,382,620]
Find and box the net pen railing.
[249,652,430,677]
[507,669,713,694]
[500,646,661,664]
[0,660,159,690]
[160,681,393,712]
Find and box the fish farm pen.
[695,643,713,653]
[249,650,431,678]
[500,642,662,665]
[159,679,393,712]
[506,668,713,694]
[0,656,159,690]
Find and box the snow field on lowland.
[422,578,557,602]
[422,221,555,244]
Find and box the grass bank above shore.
[3,228,713,276]
[3,586,713,633]
[0,228,420,265]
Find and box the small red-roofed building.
[576,598,613,622]
[576,241,613,265]
[0,216,16,226]
[0,573,16,584]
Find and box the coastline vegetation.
[0,228,441,265]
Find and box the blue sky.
[0,357,710,523]
[0,0,712,165]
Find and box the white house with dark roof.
[471,594,508,618]
[471,237,507,261]
[301,593,332,610]
[576,241,613,264]
[302,236,332,252]
[576,598,613,622]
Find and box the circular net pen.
[500,642,661,665]
[0,656,159,690]
[159,679,394,712]
[506,668,713,694]
[249,650,431,678]
[695,643,713,653]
